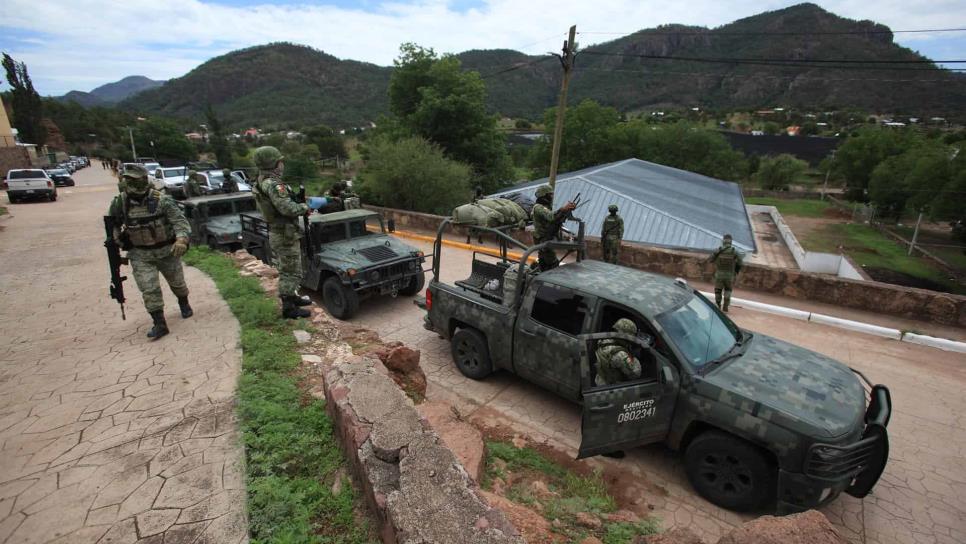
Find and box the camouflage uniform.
[531,185,576,272]
[708,235,743,312]
[251,146,311,319]
[108,165,192,339]
[184,171,205,198]
[601,205,624,264]
[594,318,642,386]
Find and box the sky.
[1,0,964,96]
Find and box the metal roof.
[492,158,756,253]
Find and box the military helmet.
[608,204,618,213]
[723,233,733,245]
[534,185,553,198]
[122,165,150,193]
[253,146,284,170]
[612,318,637,335]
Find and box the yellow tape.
[386,227,536,263]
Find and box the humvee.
[241,209,426,319]
[421,220,890,514]
[178,193,257,251]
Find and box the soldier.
[531,184,576,271]
[184,170,205,198]
[107,165,192,340]
[251,146,326,319]
[708,234,743,312]
[221,169,239,193]
[601,204,624,264]
[323,182,345,212]
[595,318,643,386]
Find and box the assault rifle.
[296,182,310,251]
[103,216,129,320]
[550,192,590,241]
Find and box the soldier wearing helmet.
[251,146,320,319]
[531,184,577,271]
[106,164,193,340]
[708,234,743,312]
[184,170,205,198]
[600,204,624,264]
[595,318,643,387]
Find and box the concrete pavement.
[0,165,247,544]
[350,234,966,544]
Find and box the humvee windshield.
[656,296,740,368]
[206,199,256,217]
[348,216,381,238]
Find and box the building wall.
[0,96,16,148]
[0,147,32,178]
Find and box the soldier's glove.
[171,237,189,258]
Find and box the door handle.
[589,403,613,412]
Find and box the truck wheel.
[684,430,776,512]
[451,328,493,380]
[49,191,57,202]
[399,270,426,296]
[322,277,359,320]
[207,236,219,250]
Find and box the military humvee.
[178,193,257,251]
[421,220,890,514]
[241,209,426,319]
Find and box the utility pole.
[127,127,137,161]
[547,25,577,190]
[908,210,924,256]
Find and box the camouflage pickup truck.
[179,193,258,251]
[241,208,426,319]
[421,220,891,514]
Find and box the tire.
[322,277,359,320]
[207,236,219,250]
[450,327,493,380]
[49,191,57,202]
[398,270,426,296]
[684,430,776,512]
[8,195,19,204]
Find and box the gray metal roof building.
[491,158,756,253]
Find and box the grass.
[744,197,831,218]
[183,247,373,544]
[483,440,659,543]
[0,206,6,216]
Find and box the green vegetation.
[206,103,233,169]
[744,197,831,218]
[2,53,46,146]
[0,206,7,216]
[754,154,809,190]
[182,248,373,543]
[484,440,659,543]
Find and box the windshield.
[348,216,382,238]
[206,171,224,186]
[142,163,160,171]
[163,168,185,177]
[47,169,68,176]
[656,296,740,368]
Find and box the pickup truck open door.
[576,332,681,459]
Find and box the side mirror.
[660,365,673,386]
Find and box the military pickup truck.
[421,220,891,514]
[178,193,257,251]
[241,208,426,319]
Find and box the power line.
[578,27,966,37]
[579,50,966,65]
[480,55,554,79]
[578,66,966,83]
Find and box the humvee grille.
[358,245,399,262]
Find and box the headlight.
[369,270,381,282]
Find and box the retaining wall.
[369,206,966,326]
[0,146,31,178]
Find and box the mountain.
[121,3,966,127]
[57,75,164,106]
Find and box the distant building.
[185,132,204,142]
[243,128,259,138]
[786,126,801,136]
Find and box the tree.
[205,103,232,169]
[356,136,472,215]
[386,43,512,192]
[763,122,781,135]
[514,119,532,130]
[528,100,621,175]
[834,128,919,200]
[2,53,46,145]
[132,118,196,162]
[303,125,347,160]
[754,154,808,190]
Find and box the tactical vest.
[252,173,283,225]
[532,203,554,242]
[714,246,738,274]
[602,216,622,239]
[121,191,174,248]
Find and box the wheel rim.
[325,285,345,312]
[697,453,754,499]
[455,338,480,371]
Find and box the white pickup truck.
[4,169,58,203]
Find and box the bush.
[754,154,808,190]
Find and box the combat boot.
[281,296,311,319]
[147,310,169,340]
[722,296,731,313]
[293,294,312,307]
[178,296,193,318]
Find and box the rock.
[301,354,322,364]
[575,511,602,530]
[385,346,421,373]
[581,537,604,544]
[637,527,704,544]
[417,400,485,482]
[491,477,506,496]
[716,510,847,544]
[607,509,641,524]
[479,490,553,544]
[528,480,556,499]
[511,436,527,449]
[293,330,311,344]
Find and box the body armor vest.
[714,246,737,273]
[122,191,174,248]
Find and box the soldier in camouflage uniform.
[184,170,205,198]
[107,165,192,340]
[595,318,643,387]
[251,146,314,319]
[708,234,743,312]
[600,204,624,264]
[531,184,576,271]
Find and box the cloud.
[1,0,964,95]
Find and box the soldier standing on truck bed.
[185,170,205,198]
[251,146,328,319]
[107,165,193,339]
[531,184,577,271]
[708,234,743,312]
[601,204,624,264]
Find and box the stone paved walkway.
[0,165,247,544]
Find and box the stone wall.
[0,146,31,178]
[368,206,966,327]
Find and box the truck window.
[656,296,738,368]
[348,216,380,238]
[531,284,586,336]
[316,223,347,244]
[235,199,257,213]
[8,170,46,179]
[207,202,234,216]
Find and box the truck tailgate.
[8,179,50,191]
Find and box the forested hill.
[120,3,966,128]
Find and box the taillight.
[425,289,432,311]
[47,181,53,188]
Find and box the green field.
[745,197,831,218]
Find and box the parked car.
[59,161,76,173]
[44,168,75,187]
[153,167,189,198]
[197,169,251,195]
[140,161,161,175]
[4,169,58,202]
